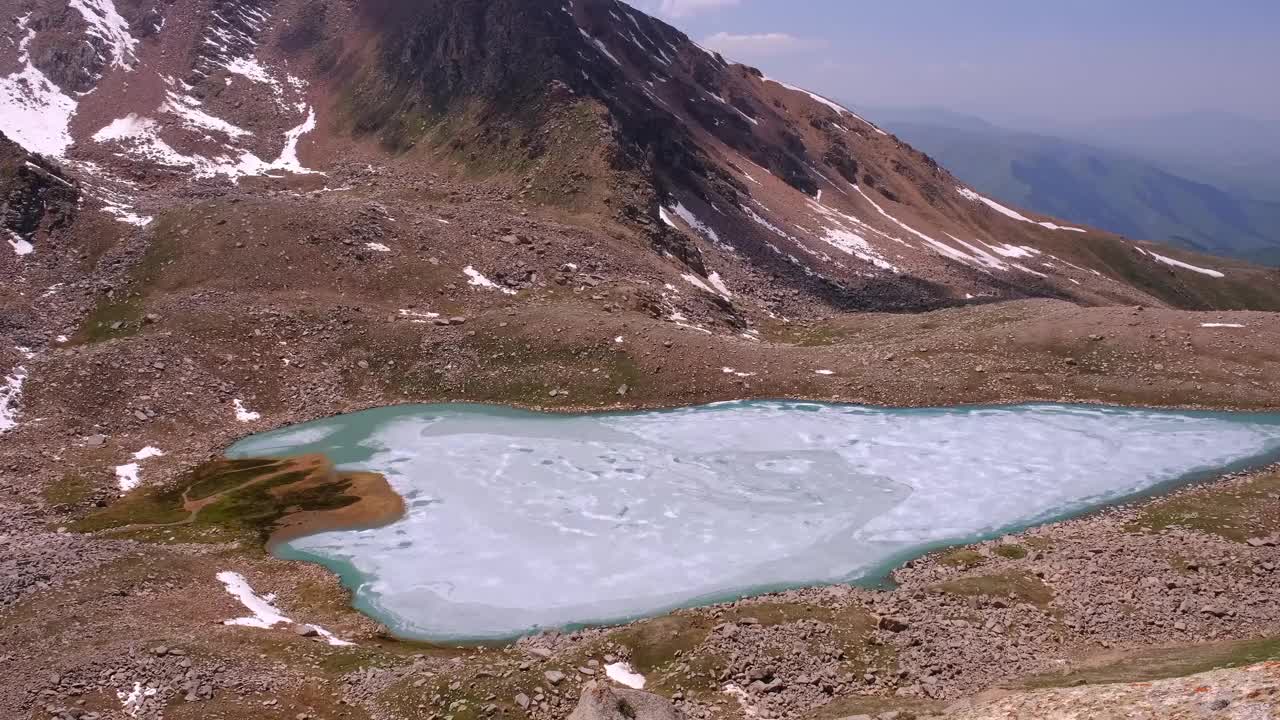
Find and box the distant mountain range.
[865,107,1280,266]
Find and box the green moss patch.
[72,457,363,545]
[931,572,1054,607]
[994,544,1028,559]
[1127,470,1280,542]
[1020,635,1280,689]
[938,548,987,569]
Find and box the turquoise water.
[228,401,1280,642]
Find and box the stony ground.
[3,448,1278,720]
[6,152,1280,720]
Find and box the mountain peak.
[3,0,1279,318]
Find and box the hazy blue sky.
[629,0,1280,131]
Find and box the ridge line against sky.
[625,0,1280,132]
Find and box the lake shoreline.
[233,401,1280,644]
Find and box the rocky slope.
[4,0,1280,322]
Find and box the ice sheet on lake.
[232,402,1280,640]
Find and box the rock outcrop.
[569,682,687,720]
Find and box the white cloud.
[651,0,741,18]
[702,32,824,59]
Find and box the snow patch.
[217,571,291,628]
[1136,247,1225,278]
[805,200,899,272]
[957,187,1085,232]
[134,446,164,461]
[216,571,351,645]
[464,266,518,295]
[399,309,440,323]
[116,682,157,718]
[605,662,646,689]
[668,202,730,251]
[0,42,79,157]
[579,29,622,66]
[768,79,887,135]
[1,361,29,434]
[69,0,139,70]
[160,90,249,139]
[114,463,141,492]
[7,231,33,256]
[233,399,261,422]
[365,242,391,252]
[707,272,732,297]
[92,106,320,181]
[1201,323,1245,328]
[814,369,834,376]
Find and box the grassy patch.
[186,459,289,501]
[765,322,851,347]
[1127,470,1280,542]
[43,471,97,506]
[938,548,987,569]
[1020,635,1280,689]
[71,456,371,545]
[75,294,144,343]
[994,544,1028,560]
[610,613,717,676]
[931,572,1054,607]
[72,482,189,532]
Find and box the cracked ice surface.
[231,402,1280,640]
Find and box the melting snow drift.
[217,571,352,645]
[231,401,1280,640]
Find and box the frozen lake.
[228,401,1280,641]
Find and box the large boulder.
[568,682,686,720]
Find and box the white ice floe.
[233,399,261,422]
[1136,247,1225,278]
[365,242,391,252]
[605,662,646,689]
[116,682,157,718]
[957,187,1086,232]
[253,402,1280,640]
[7,231,33,256]
[216,571,353,645]
[1201,323,1245,328]
[464,266,518,295]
